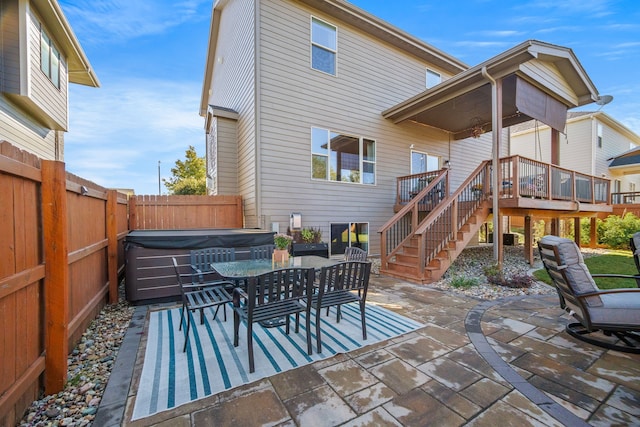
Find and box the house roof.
[382,40,599,139]
[34,0,99,87]
[199,0,468,117]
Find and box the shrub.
[483,264,532,288]
[597,213,640,249]
[450,275,480,289]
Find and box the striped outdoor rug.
[132,302,423,420]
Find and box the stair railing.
[413,161,491,276]
[378,168,448,270]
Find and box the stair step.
[396,253,418,264]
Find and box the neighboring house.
[0,0,99,160]
[510,112,640,200]
[200,0,601,262]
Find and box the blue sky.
[59,0,640,195]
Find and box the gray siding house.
[0,0,99,160]
[200,0,603,262]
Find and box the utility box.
[488,233,518,246]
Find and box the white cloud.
[59,0,210,43]
[65,77,205,194]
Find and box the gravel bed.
[18,245,602,426]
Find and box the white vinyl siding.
[0,95,58,158]
[520,60,578,107]
[256,1,485,254]
[208,0,257,225]
[214,116,239,195]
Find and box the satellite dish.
[596,95,613,106]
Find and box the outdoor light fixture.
[80,185,89,196]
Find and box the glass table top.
[212,255,341,278]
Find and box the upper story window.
[311,17,336,75]
[311,127,375,185]
[597,123,603,148]
[426,69,441,88]
[40,27,60,89]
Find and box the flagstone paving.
[97,275,640,426]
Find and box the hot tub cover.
[124,228,275,249]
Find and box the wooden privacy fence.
[0,142,129,426]
[129,194,243,229]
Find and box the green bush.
[450,275,480,289]
[597,213,640,249]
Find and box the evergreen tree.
[163,146,206,195]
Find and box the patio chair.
[250,244,275,260]
[190,247,236,285]
[344,246,368,261]
[538,235,640,353]
[232,267,315,373]
[313,261,372,352]
[171,257,233,352]
[629,232,640,286]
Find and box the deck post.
[589,217,597,248]
[573,217,581,247]
[524,215,533,266]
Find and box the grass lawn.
[533,249,640,290]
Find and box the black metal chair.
[249,244,275,260]
[538,235,640,353]
[232,267,314,373]
[344,246,368,261]
[313,261,371,352]
[190,247,236,285]
[172,257,233,352]
[629,232,640,287]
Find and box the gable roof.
[34,0,99,87]
[382,40,599,139]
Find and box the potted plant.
[273,233,292,263]
[291,227,329,258]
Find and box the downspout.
[481,66,501,266]
[254,0,262,228]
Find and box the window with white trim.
[426,69,441,88]
[597,123,603,148]
[312,127,375,184]
[330,222,368,255]
[311,17,336,75]
[40,26,60,89]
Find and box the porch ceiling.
[383,40,599,139]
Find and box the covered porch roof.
[609,146,640,175]
[382,40,600,139]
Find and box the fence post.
[107,190,118,304]
[41,160,69,394]
[129,195,137,230]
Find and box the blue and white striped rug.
[132,302,423,420]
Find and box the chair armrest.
[233,287,248,307]
[591,274,640,288]
[575,288,640,299]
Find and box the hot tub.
[124,228,275,302]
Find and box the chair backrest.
[190,247,235,283]
[630,232,640,275]
[171,257,186,291]
[250,244,275,260]
[246,267,314,311]
[317,261,372,299]
[344,246,368,261]
[538,236,603,323]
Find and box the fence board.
[129,194,243,230]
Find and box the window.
[426,69,441,88]
[311,17,336,75]
[40,27,60,89]
[312,127,375,184]
[331,222,368,256]
[411,151,440,174]
[597,123,603,148]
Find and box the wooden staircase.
[379,161,492,284]
[383,200,490,283]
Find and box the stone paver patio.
[94,274,640,426]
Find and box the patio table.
[212,255,341,327]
